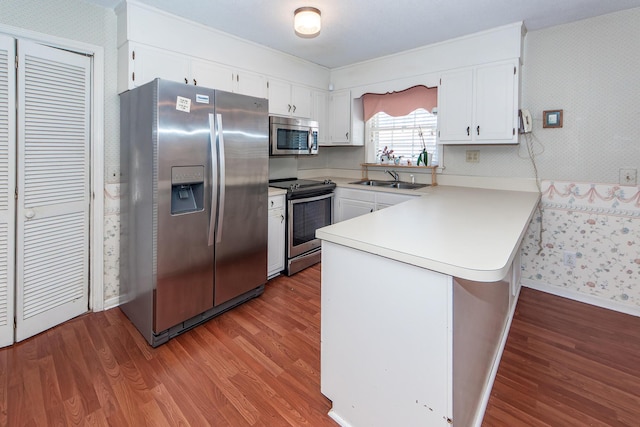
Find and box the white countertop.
[268,187,287,197]
[317,185,540,282]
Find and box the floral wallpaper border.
[521,180,640,314]
[541,181,640,217]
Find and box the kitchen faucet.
[385,169,400,181]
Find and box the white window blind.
[368,108,438,165]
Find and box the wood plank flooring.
[1,265,336,427]
[2,264,640,426]
[483,288,640,426]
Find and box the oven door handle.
[288,192,334,205]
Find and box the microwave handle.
[308,129,313,154]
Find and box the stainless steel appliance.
[269,179,335,275]
[119,78,269,347]
[269,115,319,156]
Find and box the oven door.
[288,192,333,258]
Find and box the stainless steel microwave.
[269,115,319,156]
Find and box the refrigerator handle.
[208,113,217,246]
[215,113,226,244]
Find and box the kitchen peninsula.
[317,185,539,427]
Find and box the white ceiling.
[84,0,640,69]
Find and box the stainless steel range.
[269,178,336,275]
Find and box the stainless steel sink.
[389,182,428,189]
[349,180,428,190]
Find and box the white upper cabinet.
[234,71,267,99]
[438,60,519,144]
[121,43,191,91]
[191,59,234,91]
[268,78,312,118]
[329,89,352,145]
[119,42,268,97]
[437,68,473,142]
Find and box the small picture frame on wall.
[543,110,563,128]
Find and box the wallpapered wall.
[0,0,122,304]
[521,181,640,314]
[513,9,640,314]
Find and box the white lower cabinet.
[335,188,418,222]
[267,194,285,278]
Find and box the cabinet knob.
[370,208,374,213]
[270,200,274,207]
[346,132,349,140]
[292,105,296,113]
[477,126,480,135]
[184,78,188,84]
[466,126,470,136]
[25,209,35,219]
[288,104,292,112]
[280,214,284,223]
[193,79,197,85]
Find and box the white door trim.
[0,23,105,312]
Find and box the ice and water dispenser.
[171,166,205,215]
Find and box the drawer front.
[268,194,285,210]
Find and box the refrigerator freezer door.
[154,81,215,332]
[213,90,269,306]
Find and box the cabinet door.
[438,68,473,142]
[268,79,292,116]
[131,44,190,88]
[312,90,329,144]
[474,62,517,142]
[291,84,312,118]
[267,197,285,278]
[329,89,351,144]
[191,59,233,91]
[338,199,375,222]
[236,71,266,99]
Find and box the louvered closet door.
[0,35,16,347]
[15,40,90,341]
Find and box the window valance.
[362,85,437,123]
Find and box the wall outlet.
[563,251,577,268]
[619,168,637,185]
[465,150,480,163]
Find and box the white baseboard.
[522,279,640,318]
[103,295,123,310]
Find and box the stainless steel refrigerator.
[119,78,269,346]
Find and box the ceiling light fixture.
[294,7,321,38]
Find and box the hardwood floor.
[1,264,336,427]
[483,287,640,427]
[2,265,640,426]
